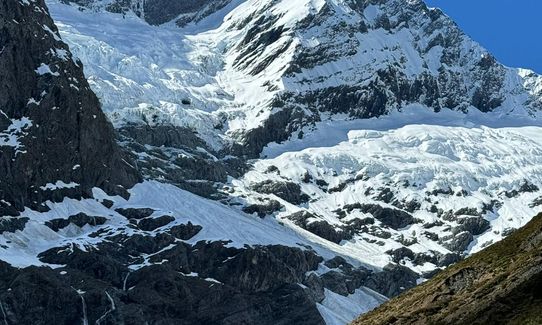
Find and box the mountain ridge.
[46,0,542,308]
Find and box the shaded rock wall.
[0,0,140,215]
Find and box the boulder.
[359,204,416,229]
[45,213,107,232]
[442,231,473,253]
[137,215,175,231]
[168,222,203,240]
[287,211,351,243]
[364,264,419,297]
[243,199,283,217]
[115,208,155,220]
[251,180,309,205]
[455,217,490,236]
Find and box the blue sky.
[424,0,542,73]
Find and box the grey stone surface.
[45,213,107,232]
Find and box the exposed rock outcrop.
[62,0,234,26]
[287,211,352,244]
[242,199,283,217]
[45,213,107,231]
[136,215,175,231]
[119,124,246,198]
[115,208,155,220]
[344,203,417,229]
[251,180,310,205]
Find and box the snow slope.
[317,288,387,325]
[1,180,389,323]
[2,181,333,267]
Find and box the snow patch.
[35,63,60,76]
[317,288,387,325]
[40,181,79,191]
[0,117,33,152]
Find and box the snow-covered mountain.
[53,0,542,155]
[2,0,542,324]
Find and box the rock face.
[354,213,542,325]
[6,221,328,325]
[118,124,246,199]
[0,0,140,216]
[145,0,233,26]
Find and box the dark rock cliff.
[0,0,140,216]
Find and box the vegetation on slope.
[354,213,542,325]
